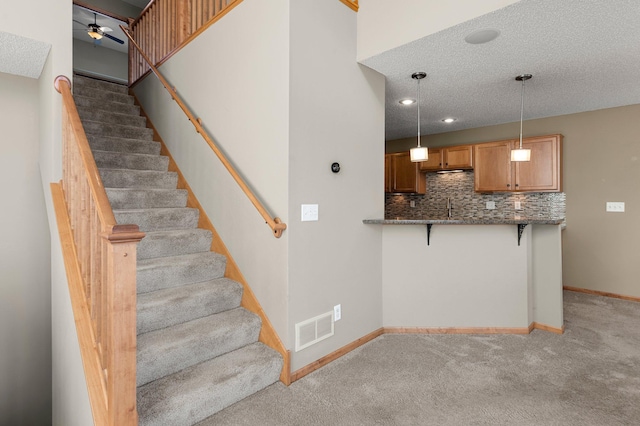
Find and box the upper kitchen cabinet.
[514,135,562,192]
[419,145,473,172]
[473,134,562,193]
[386,152,426,194]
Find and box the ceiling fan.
[73,13,124,45]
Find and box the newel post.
[104,224,144,426]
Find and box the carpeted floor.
[200,291,640,425]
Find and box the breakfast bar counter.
[364,219,565,334]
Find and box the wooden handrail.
[55,75,142,425]
[121,26,287,238]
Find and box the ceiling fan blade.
[100,26,113,32]
[103,33,125,44]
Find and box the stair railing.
[121,26,287,238]
[54,75,141,425]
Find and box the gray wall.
[387,104,640,298]
[73,38,128,84]
[288,0,385,371]
[0,72,51,426]
[79,0,143,19]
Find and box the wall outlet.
[486,201,496,210]
[606,202,625,212]
[410,200,416,208]
[334,304,341,321]
[301,204,319,221]
[514,201,522,210]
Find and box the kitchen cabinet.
[473,134,562,192]
[385,152,426,194]
[419,145,473,171]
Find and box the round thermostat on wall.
[331,162,340,173]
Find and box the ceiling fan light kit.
[74,12,125,45]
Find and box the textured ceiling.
[0,32,51,79]
[361,0,640,141]
[73,4,128,54]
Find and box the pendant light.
[511,74,532,162]
[410,72,429,162]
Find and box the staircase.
[73,74,283,425]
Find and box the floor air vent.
[295,311,334,352]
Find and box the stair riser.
[88,135,161,156]
[136,253,227,293]
[74,86,134,105]
[80,109,147,128]
[137,229,213,260]
[84,121,154,140]
[137,308,261,386]
[114,208,200,232]
[137,278,243,335]
[137,343,283,426]
[94,151,169,172]
[106,189,188,209]
[74,95,141,116]
[74,76,129,94]
[99,169,178,189]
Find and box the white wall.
[0,0,91,424]
[357,0,520,61]
[0,72,52,425]
[74,39,128,84]
[134,0,291,341]
[288,0,385,370]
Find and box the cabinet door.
[419,148,442,171]
[514,135,562,192]
[443,145,473,169]
[384,154,391,193]
[390,152,426,194]
[474,141,513,192]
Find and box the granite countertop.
[363,217,565,225]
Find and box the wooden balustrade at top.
[54,75,142,425]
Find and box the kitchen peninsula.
[364,218,564,334]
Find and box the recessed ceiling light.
[464,28,500,44]
[399,99,415,105]
[442,118,456,123]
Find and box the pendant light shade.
[410,72,428,162]
[511,74,532,162]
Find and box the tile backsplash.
[385,171,566,220]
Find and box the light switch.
[606,202,625,212]
[301,204,319,221]
[486,201,496,210]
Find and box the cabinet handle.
[515,184,519,187]
[506,184,511,187]
[445,163,448,166]
[439,163,442,166]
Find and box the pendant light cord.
[417,78,421,148]
[519,77,525,149]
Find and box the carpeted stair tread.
[74,94,141,116]
[87,134,161,155]
[106,188,188,209]
[137,251,227,294]
[79,108,147,128]
[83,120,155,140]
[74,75,129,94]
[73,85,134,105]
[137,229,213,260]
[114,207,199,232]
[137,342,283,426]
[137,307,261,387]
[94,150,168,171]
[137,277,243,335]
[99,168,178,189]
